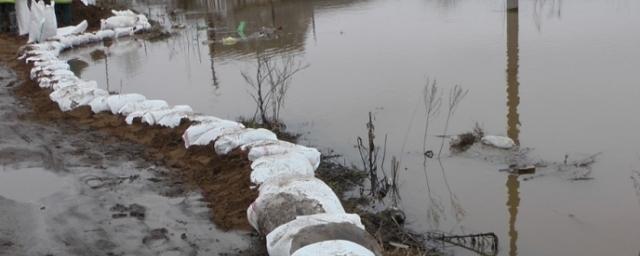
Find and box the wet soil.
[0,63,253,255]
[4,47,258,233]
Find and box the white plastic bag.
[214,128,277,155]
[16,0,30,35]
[250,152,316,185]
[266,213,366,256]
[28,1,58,43]
[247,176,345,234]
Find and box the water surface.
[63,0,640,255]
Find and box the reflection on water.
[66,0,640,255]
[506,9,521,256]
[506,174,520,256]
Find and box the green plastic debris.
[237,21,247,39]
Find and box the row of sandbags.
[19,12,381,256]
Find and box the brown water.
[63,0,640,255]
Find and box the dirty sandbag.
[214,128,277,155]
[182,118,244,147]
[266,213,373,256]
[481,135,515,149]
[51,84,108,111]
[100,15,137,30]
[125,105,193,127]
[247,176,345,234]
[16,0,30,35]
[57,20,88,37]
[49,81,103,111]
[116,99,169,115]
[154,107,193,127]
[49,81,97,102]
[250,152,316,185]
[292,240,376,256]
[106,93,147,114]
[246,140,321,169]
[30,61,70,79]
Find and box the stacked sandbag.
[266,214,382,256]
[19,10,382,256]
[247,177,346,234]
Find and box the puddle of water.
[61,0,640,255]
[0,167,68,203]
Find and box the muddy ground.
[0,64,260,255]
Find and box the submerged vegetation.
[241,54,309,129]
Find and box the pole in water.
[507,0,518,11]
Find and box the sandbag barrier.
[18,11,382,256]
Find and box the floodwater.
[63,0,640,255]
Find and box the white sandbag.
[95,29,116,40]
[214,128,277,155]
[103,93,146,114]
[80,0,95,6]
[266,213,365,256]
[292,240,375,256]
[89,96,109,113]
[247,176,345,234]
[111,10,136,17]
[250,152,316,185]
[50,83,108,112]
[27,1,45,43]
[114,27,135,38]
[49,80,97,100]
[125,105,193,127]
[30,62,70,79]
[57,20,88,37]
[51,77,81,90]
[100,15,136,30]
[16,0,30,35]
[116,99,169,115]
[246,140,321,169]
[481,135,516,149]
[182,118,244,147]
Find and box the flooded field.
[61,0,640,255]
